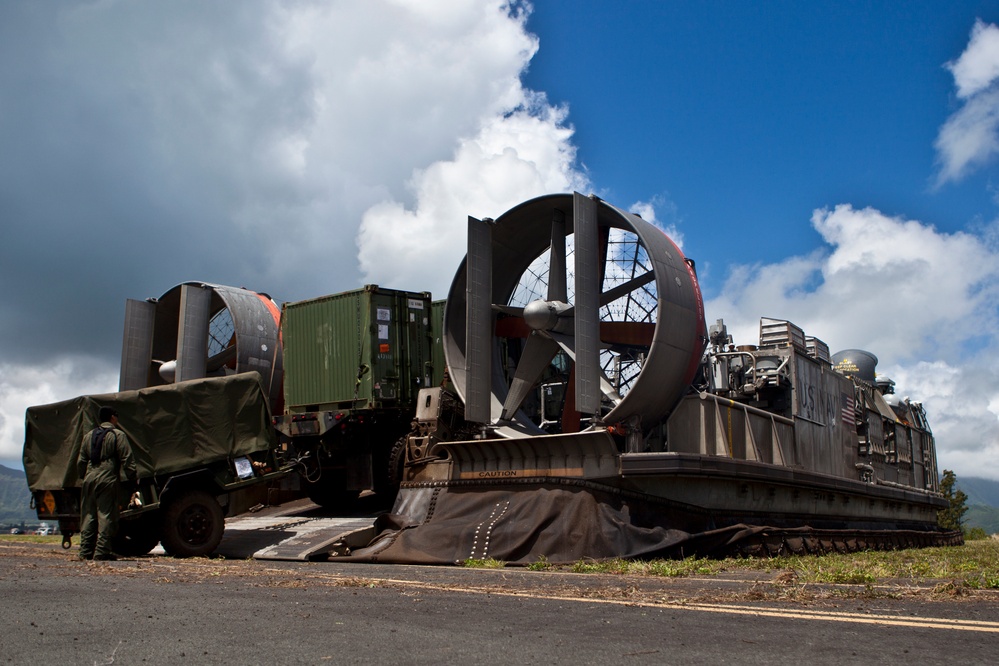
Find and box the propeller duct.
[444,192,706,437]
[119,282,284,411]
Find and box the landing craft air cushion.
[28,193,958,562]
[325,192,959,564]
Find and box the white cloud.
[629,194,684,251]
[935,89,999,185]
[936,20,999,184]
[0,0,591,469]
[947,19,999,99]
[885,359,999,480]
[705,204,999,480]
[357,99,587,295]
[0,1,559,358]
[0,358,118,468]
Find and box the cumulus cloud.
[628,194,684,250]
[936,20,999,184]
[886,358,999,480]
[948,19,999,99]
[1,1,554,325]
[357,99,586,294]
[0,0,587,467]
[0,358,119,469]
[705,204,999,480]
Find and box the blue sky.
[523,1,999,289]
[2,1,999,480]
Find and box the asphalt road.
[2,540,998,665]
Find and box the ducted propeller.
[446,192,706,438]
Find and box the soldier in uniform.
[77,406,137,561]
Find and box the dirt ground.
[4,538,999,607]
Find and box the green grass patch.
[526,555,554,571]
[0,534,63,545]
[510,540,999,589]
[462,557,506,569]
[564,556,722,577]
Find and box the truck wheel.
[373,436,407,500]
[386,436,407,489]
[113,515,160,557]
[160,490,224,558]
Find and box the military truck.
[272,285,438,509]
[23,373,288,557]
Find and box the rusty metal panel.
[759,317,806,350]
[896,432,913,487]
[666,393,794,465]
[923,432,939,491]
[437,429,620,481]
[281,286,432,412]
[666,395,718,455]
[211,285,283,400]
[791,353,858,479]
[866,407,885,456]
[882,424,900,483]
[910,429,925,489]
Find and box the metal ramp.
[250,516,377,561]
[151,501,381,561]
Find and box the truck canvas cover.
[24,373,274,492]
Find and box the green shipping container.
[281,285,434,413]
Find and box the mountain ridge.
[0,464,35,527]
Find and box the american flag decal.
[841,393,856,426]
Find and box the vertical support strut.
[548,208,567,303]
[119,299,156,391]
[175,284,211,383]
[465,216,493,424]
[573,193,601,416]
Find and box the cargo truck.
[272,285,438,509]
[23,373,289,557]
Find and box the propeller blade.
[500,332,560,421]
[548,208,567,302]
[492,304,524,317]
[465,216,493,423]
[573,192,601,414]
[550,332,623,408]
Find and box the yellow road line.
[363,577,999,633]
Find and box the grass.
[496,540,999,590]
[0,534,63,545]
[462,557,506,569]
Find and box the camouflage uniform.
[77,420,137,560]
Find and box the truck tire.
[160,490,224,558]
[113,514,160,557]
[372,436,407,501]
[386,436,407,489]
